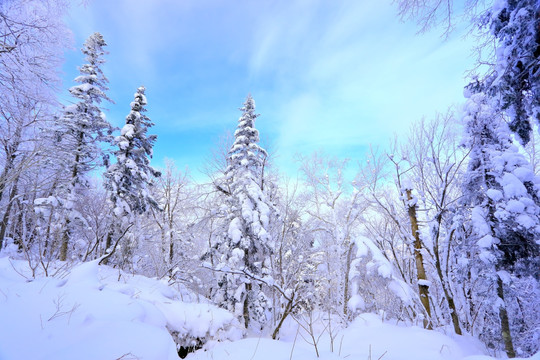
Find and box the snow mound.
[189,312,538,360]
[0,258,242,360]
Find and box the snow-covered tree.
[460,91,540,357]
[0,0,69,251]
[210,95,277,330]
[148,161,193,274]
[102,86,160,266]
[269,177,318,339]
[480,0,540,145]
[38,32,114,261]
[299,153,365,321]
[401,113,469,334]
[396,0,540,144]
[365,148,435,329]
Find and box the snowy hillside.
[0,257,536,360]
[0,258,242,360]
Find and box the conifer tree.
[102,86,160,265]
[44,32,113,261]
[460,91,540,357]
[211,95,277,330]
[481,0,540,145]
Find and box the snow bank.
[0,258,242,360]
[189,312,538,360]
[1,257,537,360]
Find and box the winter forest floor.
[0,256,538,360]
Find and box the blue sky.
[62,0,477,180]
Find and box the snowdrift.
[0,257,538,360]
[0,258,242,360]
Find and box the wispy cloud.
[63,1,477,176]
[243,0,476,172]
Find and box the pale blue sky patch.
[61,0,478,181]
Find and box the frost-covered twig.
[201,265,290,301]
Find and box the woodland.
[0,1,539,359]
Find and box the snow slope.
[0,257,538,360]
[0,258,241,360]
[187,313,491,360]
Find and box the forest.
[0,0,539,359]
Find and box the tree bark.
[433,225,462,335]
[497,276,515,358]
[272,293,294,339]
[59,218,70,261]
[342,242,354,318]
[243,282,252,329]
[100,230,113,265]
[406,189,432,329]
[59,131,84,261]
[0,172,20,250]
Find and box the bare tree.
[299,153,366,320]
[402,111,469,334]
[0,0,69,251]
[393,0,483,36]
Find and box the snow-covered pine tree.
[211,95,277,330]
[478,0,540,145]
[39,32,114,261]
[460,91,540,357]
[103,86,160,266]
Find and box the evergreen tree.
[102,86,160,265]
[211,95,277,330]
[38,32,113,261]
[460,91,540,357]
[476,0,540,144]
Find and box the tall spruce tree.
[460,91,540,357]
[46,32,113,261]
[479,0,540,145]
[211,95,277,330]
[102,86,160,265]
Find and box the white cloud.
[246,0,477,163]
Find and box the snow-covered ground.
[0,258,241,360]
[0,257,538,360]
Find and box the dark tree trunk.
[497,276,515,358]
[243,282,252,329]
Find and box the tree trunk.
[272,293,294,339]
[59,218,70,261]
[100,230,113,265]
[342,242,354,318]
[243,282,252,329]
[60,131,84,261]
[497,276,515,358]
[169,231,174,265]
[406,189,432,329]
[445,288,462,335]
[433,225,462,335]
[0,124,22,204]
[0,172,20,250]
